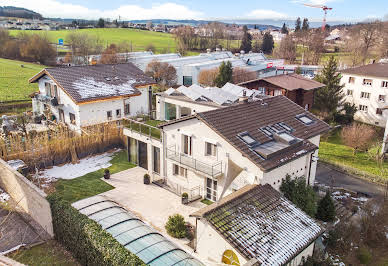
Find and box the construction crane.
[303,3,333,31]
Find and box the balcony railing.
[123,118,162,141]
[166,147,222,178]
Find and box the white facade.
[341,73,388,127]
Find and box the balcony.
[166,147,222,178]
[123,118,162,141]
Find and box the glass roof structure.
[72,195,204,266]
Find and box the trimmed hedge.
[48,195,146,266]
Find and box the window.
[296,114,314,125]
[347,90,353,96]
[382,81,388,88]
[205,142,217,156]
[348,77,355,84]
[173,164,187,178]
[258,87,266,94]
[360,92,371,99]
[51,84,58,99]
[69,113,76,125]
[376,108,383,115]
[107,111,112,120]
[116,109,121,118]
[124,104,130,115]
[359,105,368,112]
[182,134,192,155]
[238,132,258,146]
[183,76,193,86]
[378,95,386,102]
[363,79,373,86]
[45,82,51,96]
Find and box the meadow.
[0,58,46,102]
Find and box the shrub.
[357,246,372,265]
[143,174,150,184]
[182,192,188,198]
[48,195,145,266]
[165,214,187,239]
[316,192,336,222]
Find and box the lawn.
[9,28,177,53]
[8,240,80,266]
[0,58,46,102]
[53,150,135,203]
[319,129,388,182]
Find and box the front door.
[138,141,148,170]
[206,178,217,201]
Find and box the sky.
[1,0,387,23]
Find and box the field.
[0,58,46,102]
[9,28,177,53]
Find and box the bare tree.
[174,26,196,55]
[99,44,119,64]
[273,35,297,63]
[304,32,325,65]
[232,67,257,84]
[145,60,177,87]
[67,32,103,64]
[341,123,376,154]
[198,68,219,86]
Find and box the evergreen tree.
[281,23,289,34]
[215,61,233,87]
[240,25,252,53]
[295,17,301,32]
[316,192,336,222]
[314,56,345,120]
[261,32,274,54]
[302,18,309,31]
[97,18,105,28]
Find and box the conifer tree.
[302,18,309,31]
[316,192,336,222]
[295,17,301,32]
[281,23,289,34]
[261,32,274,54]
[215,61,233,87]
[240,25,252,53]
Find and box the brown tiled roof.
[191,184,324,265]
[29,63,155,103]
[239,74,325,91]
[341,63,388,79]
[195,96,330,171]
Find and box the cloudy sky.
[1,0,387,22]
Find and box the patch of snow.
[6,159,26,171]
[295,149,307,156]
[73,78,137,99]
[351,197,368,202]
[0,244,25,255]
[40,150,120,180]
[0,188,10,202]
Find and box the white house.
[124,95,330,202]
[29,63,155,131]
[190,184,324,266]
[341,62,388,127]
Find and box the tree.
[313,56,344,120]
[232,67,257,84]
[165,214,187,239]
[295,17,301,32]
[341,123,375,155]
[67,32,103,64]
[333,102,358,125]
[174,26,196,55]
[240,25,252,53]
[281,23,289,34]
[215,61,233,87]
[97,18,105,28]
[99,44,119,64]
[302,18,309,31]
[273,35,296,63]
[261,32,274,54]
[304,32,325,65]
[145,60,177,87]
[316,192,336,222]
[198,68,219,86]
[145,43,156,53]
[19,34,56,65]
[280,176,317,217]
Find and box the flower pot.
[182,197,189,205]
[104,170,110,179]
[144,174,150,184]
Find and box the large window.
[165,103,176,120]
[359,105,368,112]
[69,113,76,125]
[360,92,371,99]
[382,81,388,88]
[107,111,112,120]
[205,142,217,157]
[183,76,193,86]
[124,103,130,115]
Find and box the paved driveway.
[101,167,205,234]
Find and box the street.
[316,162,386,198]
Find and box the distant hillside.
[0,6,42,19]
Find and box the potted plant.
[144,174,150,184]
[181,192,189,205]
[103,169,110,179]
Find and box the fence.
[154,178,202,202]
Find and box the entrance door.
[206,178,217,201]
[138,141,148,170]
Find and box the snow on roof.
[222,82,255,97]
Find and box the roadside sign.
[58,39,64,45]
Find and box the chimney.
[239,90,248,104]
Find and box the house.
[341,63,388,127]
[29,63,155,131]
[124,95,330,202]
[190,184,324,266]
[238,74,325,110]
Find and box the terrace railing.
[166,147,222,178]
[123,118,162,141]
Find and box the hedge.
[48,195,146,266]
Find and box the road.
[316,163,386,198]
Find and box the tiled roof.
[30,63,155,103]
[341,63,388,79]
[192,184,324,266]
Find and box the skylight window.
[296,114,314,125]
[261,127,273,137]
[277,122,293,132]
[238,132,258,147]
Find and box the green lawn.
[9,240,80,266]
[9,28,177,53]
[0,58,46,102]
[53,150,135,203]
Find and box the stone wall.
[0,159,54,237]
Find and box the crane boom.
[302,2,333,31]
[303,3,324,8]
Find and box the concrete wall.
[341,73,388,127]
[0,159,54,237]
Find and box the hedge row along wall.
[48,195,145,266]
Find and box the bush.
[48,195,145,266]
[143,174,150,184]
[182,192,188,198]
[165,214,187,239]
[316,192,336,222]
[357,247,372,264]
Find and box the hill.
[0,6,42,19]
